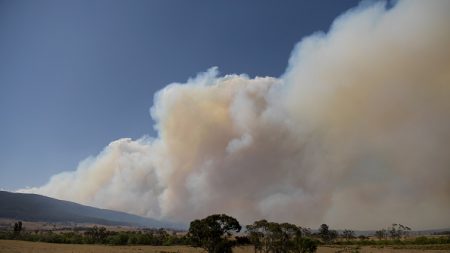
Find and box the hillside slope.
[0,191,181,229]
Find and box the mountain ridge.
[0,191,183,229]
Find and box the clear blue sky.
[0,0,359,190]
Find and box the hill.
[0,191,182,229]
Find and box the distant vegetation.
[245,219,319,253]
[1,216,450,253]
[0,225,188,246]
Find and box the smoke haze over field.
[20,0,450,230]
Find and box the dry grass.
[1,240,450,253]
[318,245,450,253]
[0,219,138,232]
[0,240,201,253]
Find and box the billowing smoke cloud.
[20,0,450,230]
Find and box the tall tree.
[342,229,355,241]
[246,220,317,253]
[388,223,411,240]
[318,224,337,244]
[374,229,387,240]
[188,214,241,253]
[13,221,22,236]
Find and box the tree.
[246,219,268,253]
[329,230,338,242]
[318,224,328,240]
[13,221,22,233]
[13,221,23,238]
[374,229,387,240]
[342,229,355,241]
[388,224,411,240]
[84,226,108,243]
[188,214,241,253]
[318,224,337,244]
[246,220,318,253]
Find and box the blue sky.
[0,0,359,190]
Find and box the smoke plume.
[20,0,450,230]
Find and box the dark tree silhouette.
[389,224,411,240]
[84,226,108,243]
[318,224,337,244]
[374,229,387,240]
[246,219,318,253]
[188,214,241,253]
[13,221,22,234]
[342,229,355,241]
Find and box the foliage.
[246,219,318,253]
[234,236,251,245]
[374,229,387,240]
[333,235,450,246]
[188,214,241,253]
[318,224,338,244]
[0,224,189,246]
[13,221,23,233]
[84,226,108,243]
[388,224,411,239]
[1,219,449,252]
[342,230,355,241]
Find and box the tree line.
[187,214,319,253]
[245,219,318,253]
[2,216,450,253]
[0,214,320,252]
[0,225,189,245]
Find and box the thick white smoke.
[20,0,450,230]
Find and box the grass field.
[1,240,450,253]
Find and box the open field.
[0,240,200,253]
[318,245,450,253]
[0,218,140,232]
[1,240,450,253]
